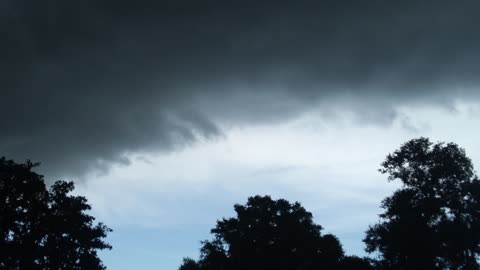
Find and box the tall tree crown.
[365,138,480,269]
[0,157,111,270]
[180,195,374,270]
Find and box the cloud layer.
[2,0,480,177]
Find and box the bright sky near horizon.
[74,102,480,269]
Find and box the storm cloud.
[2,0,480,178]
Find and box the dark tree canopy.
[0,157,111,270]
[364,138,480,269]
[340,256,377,270]
[179,258,202,270]
[179,195,374,270]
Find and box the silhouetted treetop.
[179,195,374,270]
[179,258,201,270]
[380,137,476,189]
[365,138,480,269]
[0,157,111,270]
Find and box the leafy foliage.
[0,157,111,270]
[364,138,480,269]
[179,195,374,270]
[179,258,201,270]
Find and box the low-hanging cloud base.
[2,0,480,178]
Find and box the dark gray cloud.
[2,0,480,179]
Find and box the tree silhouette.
[179,195,374,270]
[179,258,202,270]
[0,157,111,270]
[340,256,377,270]
[364,138,480,269]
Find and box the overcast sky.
[2,1,480,269]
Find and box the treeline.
[179,138,480,270]
[1,138,480,270]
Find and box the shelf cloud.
[2,0,480,178]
